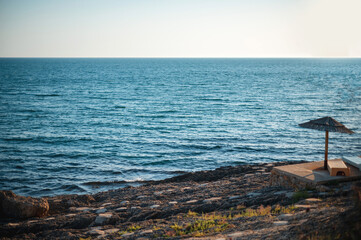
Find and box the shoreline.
[1,161,361,239]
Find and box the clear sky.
[0,0,360,57]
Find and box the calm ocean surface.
[0,58,360,197]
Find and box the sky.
[0,0,360,58]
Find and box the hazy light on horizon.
[0,0,360,58]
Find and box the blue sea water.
[0,58,360,197]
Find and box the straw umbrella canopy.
[299,116,354,170]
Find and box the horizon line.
[1,56,361,59]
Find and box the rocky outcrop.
[0,190,49,219]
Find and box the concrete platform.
[272,159,361,185]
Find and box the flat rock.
[273,220,288,226]
[121,200,129,205]
[96,208,107,213]
[75,207,91,212]
[294,204,315,209]
[168,201,178,205]
[274,191,287,195]
[198,183,208,187]
[115,207,127,212]
[104,228,119,234]
[305,198,322,202]
[7,223,20,227]
[150,204,160,209]
[140,229,153,235]
[247,192,261,197]
[227,231,247,238]
[278,214,294,220]
[65,213,76,217]
[121,232,134,237]
[185,200,198,204]
[101,202,112,207]
[94,213,113,225]
[27,220,38,224]
[87,229,105,235]
[203,197,222,203]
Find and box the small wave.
[60,184,87,192]
[152,142,223,151]
[37,136,92,144]
[120,168,187,175]
[82,179,145,186]
[233,146,263,152]
[35,94,61,97]
[135,114,168,119]
[17,109,41,113]
[36,166,69,172]
[3,137,33,142]
[198,98,224,101]
[138,125,168,131]
[114,105,126,109]
[42,153,67,158]
[183,144,223,150]
[141,159,176,166]
[41,153,87,159]
[157,110,178,114]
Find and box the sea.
[0,58,360,197]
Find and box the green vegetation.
[127,225,141,232]
[118,225,142,236]
[292,190,309,202]
[233,205,271,218]
[272,204,297,214]
[165,212,232,237]
[186,210,198,217]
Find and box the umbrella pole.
[324,130,329,170]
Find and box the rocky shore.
[1,161,361,240]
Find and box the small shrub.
[187,210,198,217]
[127,225,141,232]
[234,205,272,218]
[168,212,231,237]
[272,204,297,214]
[153,225,161,230]
[293,191,309,202]
[118,225,142,236]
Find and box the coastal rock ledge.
[0,190,49,219]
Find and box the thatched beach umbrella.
[299,116,354,170]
